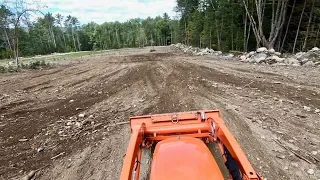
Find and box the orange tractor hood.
[150,136,224,180]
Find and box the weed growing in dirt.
[0,65,6,73]
[0,60,50,73]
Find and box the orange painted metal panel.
[150,137,224,180]
[120,110,263,180]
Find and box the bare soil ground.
[0,46,319,180]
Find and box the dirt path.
[0,47,319,180]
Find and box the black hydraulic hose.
[223,145,242,180]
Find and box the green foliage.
[7,65,18,72]
[0,49,12,59]
[1,0,319,61]
[0,65,6,73]
[28,61,41,69]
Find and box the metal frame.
[120,110,263,180]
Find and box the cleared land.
[0,46,319,180]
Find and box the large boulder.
[257,47,267,53]
[253,53,267,63]
[223,54,234,59]
[310,47,319,52]
[208,49,214,53]
[303,61,314,66]
[266,55,284,64]
[268,49,275,54]
[274,52,281,56]
[249,51,256,56]
[295,52,306,60]
[240,55,247,61]
[285,58,300,66]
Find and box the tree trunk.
[209,26,212,49]
[244,0,287,49]
[71,27,77,51]
[59,24,67,50]
[302,0,315,51]
[215,18,221,50]
[171,28,173,44]
[315,24,320,47]
[243,8,248,52]
[231,2,234,50]
[76,31,81,51]
[246,21,252,51]
[4,27,13,57]
[280,0,296,52]
[50,26,56,49]
[13,26,19,66]
[293,0,307,53]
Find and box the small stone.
[37,147,44,152]
[66,122,72,126]
[284,166,289,170]
[78,114,85,118]
[303,106,311,112]
[22,170,36,180]
[276,154,285,159]
[290,162,299,168]
[311,151,317,155]
[89,115,94,119]
[69,99,74,103]
[257,47,267,53]
[289,139,294,143]
[307,169,314,175]
[75,122,82,128]
[19,139,28,142]
[315,109,320,113]
[76,108,82,111]
[296,114,307,118]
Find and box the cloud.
[38,0,177,24]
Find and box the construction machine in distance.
[120,110,264,180]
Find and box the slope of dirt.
[0,46,319,180]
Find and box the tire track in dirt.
[0,53,172,179]
[1,48,319,179]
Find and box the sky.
[37,0,177,24]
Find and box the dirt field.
[0,46,319,180]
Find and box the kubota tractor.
[120,110,263,180]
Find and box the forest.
[0,0,320,63]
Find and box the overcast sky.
[38,0,177,24]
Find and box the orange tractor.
[120,110,263,180]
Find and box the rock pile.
[240,48,285,65]
[171,43,320,67]
[172,43,222,56]
[240,47,320,66]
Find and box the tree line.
[176,0,320,53]
[0,0,319,64]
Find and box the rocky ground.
[0,46,319,180]
[173,43,320,67]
